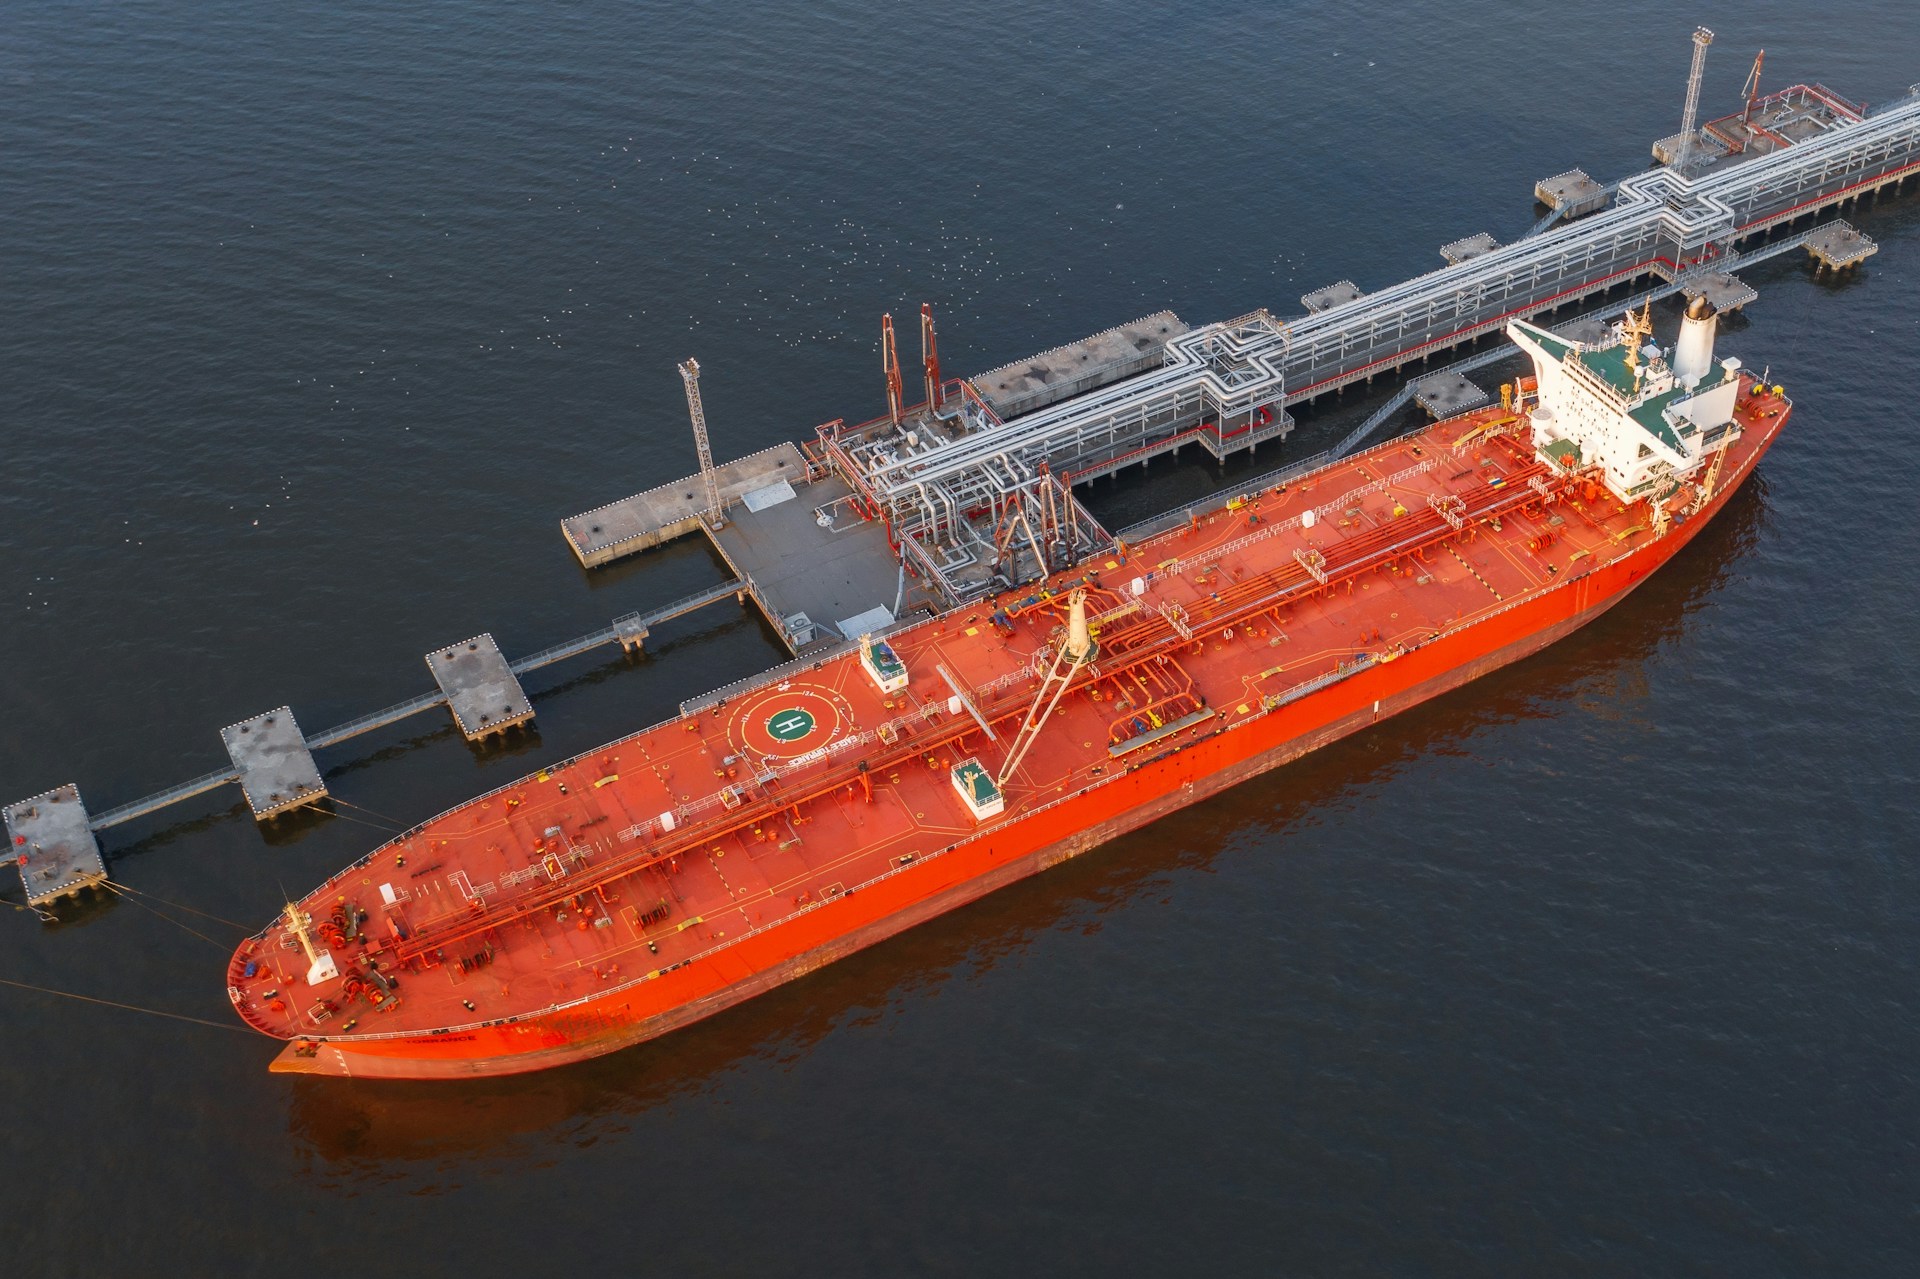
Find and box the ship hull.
[272,438,1762,1079]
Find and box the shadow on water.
[282,465,1773,1165]
[571,527,737,597]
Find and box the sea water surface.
[2,1,1917,1274]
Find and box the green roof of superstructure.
[866,639,906,678]
[954,759,999,804]
[1626,361,1736,452]
[1517,322,1579,364]
[1540,437,1584,467]
[1574,343,1640,398]
[1626,388,1690,451]
[1512,317,1634,395]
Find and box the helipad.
[766,708,817,742]
[731,685,850,758]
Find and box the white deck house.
[1510,298,1744,502]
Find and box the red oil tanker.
[227,302,1790,1077]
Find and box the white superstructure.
[1509,301,1744,503]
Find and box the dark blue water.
[3,2,1918,1274]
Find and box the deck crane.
[998,589,1096,786]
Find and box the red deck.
[228,377,1792,1077]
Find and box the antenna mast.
[679,358,725,530]
[1676,26,1715,176]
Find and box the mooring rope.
[322,804,405,836]
[329,796,407,830]
[103,880,251,931]
[101,881,230,951]
[0,975,253,1034]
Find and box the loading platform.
[1440,233,1501,265]
[970,312,1190,420]
[563,443,808,568]
[1535,169,1610,219]
[708,475,907,650]
[1412,372,1490,419]
[1301,280,1364,313]
[1684,272,1760,313]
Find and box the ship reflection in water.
[285,475,1769,1165]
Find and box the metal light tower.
[920,302,943,411]
[679,358,724,529]
[1676,26,1715,176]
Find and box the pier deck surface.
[1301,280,1364,313]
[1412,372,1491,418]
[563,442,807,567]
[1441,232,1500,264]
[972,312,1187,419]
[1804,220,1878,268]
[709,475,906,647]
[427,635,534,741]
[1535,169,1609,215]
[1554,317,1614,345]
[222,708,327,819]
[6,786,108,908]
[1684,272,1759,313]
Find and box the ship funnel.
[1673,294,1718,383]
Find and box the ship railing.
[389,666,1072,961]
[1114,444,1348,543]
[362,455,1572,975]
[679,609,925,717]
[269,449,1554,941]
[614,664,1047,849]
[1194,458,1444,573]
[1429,494,1467,529]
[1097,461,1558,667]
